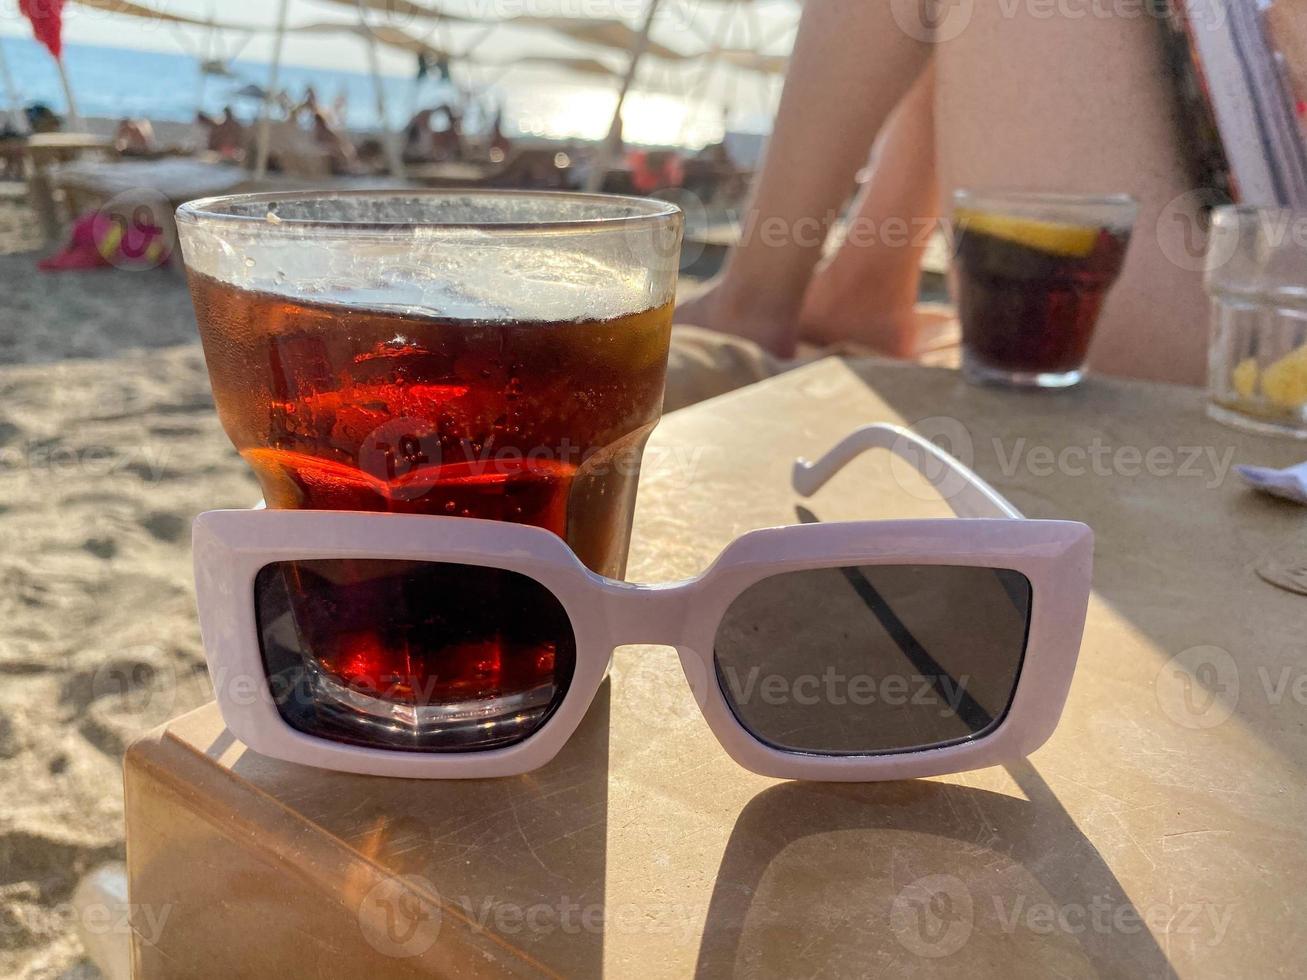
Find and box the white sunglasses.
[193,423,1092,780]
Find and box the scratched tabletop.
[126,358,1307,979]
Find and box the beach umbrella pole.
[361,24,405,178]
[196,9,216,114]
[584,0,665,192]
[0,38,24,132]
[55,56,81,130]
[676,0,737,146]
[254,0,291,180]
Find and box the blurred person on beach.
[197,106,246,160]
[309,106,360,174]
[356,137,387,171]
[331,88,350,128]
[404,104,465,163]
[24,102,61,134]
[112,117,156,157]
[274,89,296,118]
[279,87,360,174]
[683,129,747,205]
[675,0,1210,388]
[294,85,323,122]
[489,106,512,162]
[630,149,685,195]
[697,137,735,169]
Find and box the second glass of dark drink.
[951,190,1137,388]
[177,191,682,751]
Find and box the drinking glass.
[1205,205,1307,439]
[951,190,1138,388]
[177,190,683,749]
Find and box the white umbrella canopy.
[507,15,688,62]
[715,47,788,76]
[303,0,707,59]
[497,55,622,79]
[307,0,485,25]
[288,20,449,61]
[497,53,688,98]
[70,0,253,30]
[251,0,786,176]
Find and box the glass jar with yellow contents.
[1206,206,1307,439]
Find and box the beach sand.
[0,189,259,978]
[0,184,747,977]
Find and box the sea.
[0,34,763,148]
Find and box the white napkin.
[1236,460,1307,505]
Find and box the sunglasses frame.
[192,424,1092,781]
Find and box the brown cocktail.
[952,191,1137,388]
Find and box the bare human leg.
[675,0,931,357]
[797,60,940,357]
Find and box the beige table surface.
[126,358,1307,979]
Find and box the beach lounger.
[406,147,575,190]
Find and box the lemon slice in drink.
[1231,357,1259,400]
[955,208,1100,258]
[1262,343,1307,410]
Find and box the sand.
[0,188,260,978]
[0,183,748,977]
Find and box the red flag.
[20,0,65,61]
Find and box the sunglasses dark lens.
[254,559,576,752]
[713,564,1031,755]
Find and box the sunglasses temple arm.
[791,423,1024,519]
